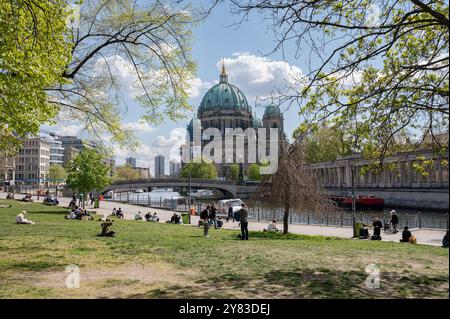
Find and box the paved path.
[1,192,446,246]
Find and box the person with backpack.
[200,205,210,237]
[238,203,249,240]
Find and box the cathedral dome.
[264,103,281,117]
[198,63,251,114]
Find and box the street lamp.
[188,141,193,224]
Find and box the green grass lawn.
[0,199,448,299]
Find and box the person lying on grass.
[16,211,35,224]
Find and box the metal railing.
[247,206,449,230]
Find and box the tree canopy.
[66,148,111,205]
[222,0,449,165]
[48,164,68,184]
[180,160,218,179]
[0,0,71,152]
[294,124,353,163]
[228,164,240,181]
[1,0,199,153]
[114,164,140,181]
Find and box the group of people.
[65,206,92,220]
[111,207,124,219]
[358,210,417,244]
[134,211,160,222]
[200,203,249,240]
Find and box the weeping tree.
[1,0,198,153]
[255,142,335,234]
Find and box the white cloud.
[217,53,305,102]
[122,120,157,133]
[187,77,216,99]
[47,123,83,136]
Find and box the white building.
[14,137,50,185]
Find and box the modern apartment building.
[14,138,50,185]
[48,138,64,166]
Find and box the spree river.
[110,189,448,229]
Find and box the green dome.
[199,82,251,113]
[264,103,281,116]
[252,116,262,128]
[198,64,251,114]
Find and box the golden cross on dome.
[221,58,227,76]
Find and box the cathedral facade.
[184,64,285,178]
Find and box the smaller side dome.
[264,103,281,117]
[252,116,262,128]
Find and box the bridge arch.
[101,178,238,199]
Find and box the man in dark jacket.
[227,204,235,222]
[200,206,210,237]
[371,218,383,240]
[390,210,399,233]
[238,203,249,240]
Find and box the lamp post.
[351,165,356,214]
[188,141,193,224]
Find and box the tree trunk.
[283,203,290,234]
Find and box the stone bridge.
[101,178,261,199]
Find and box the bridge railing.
[247,207,449,230]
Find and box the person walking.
[209,204,218,229]
[200,205,210,237]
[227,204,235,222]
[390,210,399,233]
[238,203,249,240]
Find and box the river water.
[110,190,448,229]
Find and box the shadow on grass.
[232,231,346,241]
[125,269,448,299]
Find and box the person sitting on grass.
[151,212,160,222]
[370,218,383,240]
[97,221,115,237]
[144,212,151,221]
[134,211,143,221]
[16,211,35,224]
[68,209,77,220]
[359,224,370,239]
[400,226,412,243]
[170,213,181,224]
[111,207,117,216]
[116,208,124,219]
[264,220,279,232]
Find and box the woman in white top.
[16,211,35,224]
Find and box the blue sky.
[48,2,312,175]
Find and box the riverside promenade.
[1,192,446,246]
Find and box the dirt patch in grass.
[4,262,198,298]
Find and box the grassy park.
[0,199,448,299]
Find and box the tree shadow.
[125,269,448,299]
